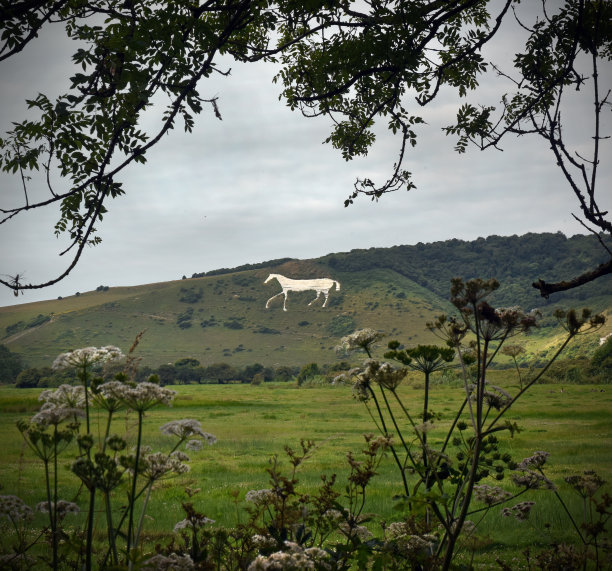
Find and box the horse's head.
[264,274,276,284]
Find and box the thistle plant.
[339,278,606,569]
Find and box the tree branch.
[533,257,612,298]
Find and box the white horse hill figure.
[264,274,341,311]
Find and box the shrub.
[254,326,280,334]
[179,287,203,303]
[297,363,320,386]
[327,314,356,336]
[26,314,50,328]
[15,367,41,388]
[5,321,25,337]
[176,308,194,328]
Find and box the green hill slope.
[1,233,610,369]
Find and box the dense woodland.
[317,232,612,308]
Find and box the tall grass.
[1,379,609,562]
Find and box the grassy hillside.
[1,233,610,369]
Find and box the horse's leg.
[283,290,289,311]
[322,288,330,307]
[266,292,284,309]
[308,290,322,306]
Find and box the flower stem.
[126,410,144,567]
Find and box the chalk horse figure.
[264,274,341,311]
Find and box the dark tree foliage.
[204,362,238,384]
[15,366,41,388]
[0,1,609,296]
[321,233,612,309]
[296,362,320,386]
[0,344,25,383]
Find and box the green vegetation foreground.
[1,377,610,568]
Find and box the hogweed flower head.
[140,451,190,481]
[106,434,127,452]
[339,522,373,542]
[565,470,606,498]
[247,540,331,571]
[39,384,86,409]
[251,534,277,550]
[511,469,556,491]
[92,380,126,412]
[52,346,124,371]
[31,402,85,427]
[473,484,513,506]
[36,500,80,520]
[98,381,176,411]
[336,328,384,356]
[385,523,438,560]
[350,359,407,401]
[245,489,275,505]
[160,419,217,446]
[502,501,535,521]
[173,515,215,533]
[0,495,33,522]
[518,451,550,470]
[483,385,513,411]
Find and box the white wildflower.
[185,439,203,451]
[386,521,411,540]
[247,540,330,570]
[394,534,437,558]
[339,522,373,541]
[245,489,275,504]
[322,508,344,522]
[173,515,215,533]
[251,534,277,549]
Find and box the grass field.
[0,375,610,567]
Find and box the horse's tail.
[334,280,341,291]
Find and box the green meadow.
[1,375,610,566]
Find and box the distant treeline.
[190,257,295,279]
[0,346,355,388]
[3,337,611,388]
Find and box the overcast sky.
[1,4,610,308]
